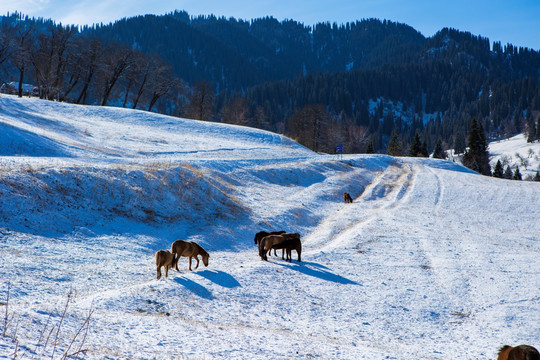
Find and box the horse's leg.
[194,255,200,270]
[188,257,193,271]
[281,249,285,260]
[157,267,161,280]
[259,241,268,261]
[165,265,169,278]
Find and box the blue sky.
[2,0,539,50]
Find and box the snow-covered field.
[0,95,539,359]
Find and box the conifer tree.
[503,166,513,179]
[454,132,466,154]
[462,118,491,175]
[365,139,374,154]
[534,171,540,182]
[421,140,428,158]
[513,167,522,180]
[493,160,504,178]
[387,132,402,156]
[433,139,447,159]
[409,132,422,157]
[527,114,536,143]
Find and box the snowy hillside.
[489,134,540,179]
[0,95,539,359]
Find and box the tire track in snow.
[306,163,416,253]
[427,166,444,215]
[409,167,478,333]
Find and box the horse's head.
[202,253,209,267]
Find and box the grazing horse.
[271,237,302,262]
[343,192,353,203]
[498,345,540,360]
[254,230,286,256]
[171,239,210,271]
[259,233,301,261]
[259,235,285,261]
[155,250,176,280]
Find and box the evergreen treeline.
[1,11,539,161]
[85,11,425,90]
[83,11,540,155]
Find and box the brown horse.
[254,230,286,245]
[171,239,210,271]
[155,250,176,279]
[259,233,301,261]
[271,237,302,262]
[259,234,285,261]
[498,345,540,360]
[254,230,286,256]
[343,192,353,203]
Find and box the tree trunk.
[17,67,25,98]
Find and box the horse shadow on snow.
[173,270,242,300]
[195,270,242,289]
[276,261,360,285]
[173,277,214,300]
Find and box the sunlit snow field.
[0,95,539,359]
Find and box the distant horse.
[254,230,286,256]
[343,192,353,203]
[498,345,540,360]
[259,233,301,261]
[271,237,302,262]
[155,250,176,280]
[171,239,210,271]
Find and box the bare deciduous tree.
[31,26,76,100]
[11,22,34,97]
[186,81,215,121]
[97,43,134,106]
[145,58,183,112]
[0,22,15,67]
[75,37,102,105]
[286,104,330,152]
[221,96,250,126]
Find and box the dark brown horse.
[259,233,301,261]
[271,237,302,262]
[498,345,540,360]
[343,192,353,203]
[155,250,176,279]
[254,230,286,256]
[171,239,210,271]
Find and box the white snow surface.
[0,95,539,359]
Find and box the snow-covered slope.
[0,95,539,359]
[489,134,540,179]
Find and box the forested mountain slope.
[1,11,539,155]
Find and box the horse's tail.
[171,252,178,269]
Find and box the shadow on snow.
[275,260,360,285]
[173,277,214,300]
[195,270,242,288]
